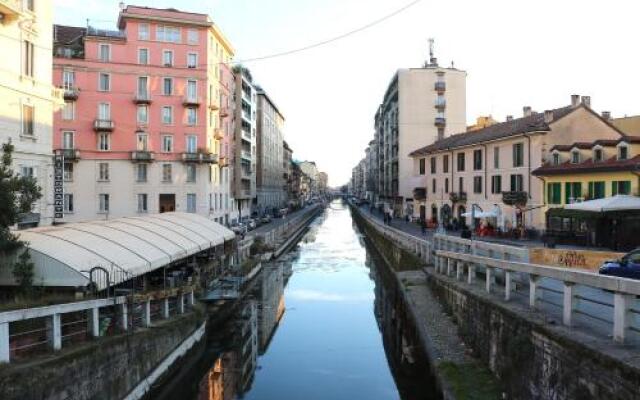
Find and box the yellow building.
[467,115,497,132]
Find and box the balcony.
[435,99,446,110]
[449,192,467,203]
[214,129,224,140]
[241,150,252,160]
[0,0,23,23]
[201,153,218,164]
[502,191,528,206]
[413,187,426,201]
[55,148,81,161]
[208,102,219,111]
[183,96,201,107]
[241,129,252,141]
[241,168,252,178]
[93,119,114,132]
[133,93,152,104]
[241,109,251,122]
[219,107,229,118]
[435,117,446,127]
[63,87,79,101]
[181,152,218,164]
[435,81,446,92]
[130,151,154,162]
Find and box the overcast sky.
[54,0,640,186]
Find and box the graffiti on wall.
[556,251,587,268]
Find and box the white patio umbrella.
[564,195,640,212]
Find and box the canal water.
[154,200,435,400]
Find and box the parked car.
[247,219,257,230]
[231,222,247,236]
[261,215,272,224]
[599,248,640,279]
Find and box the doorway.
[159,194,176,213]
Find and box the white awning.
[564,195,640,212]
[3,212,235,289]
[461,210,498,218]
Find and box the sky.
[53,0,640,187]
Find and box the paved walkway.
[250,205,319,236]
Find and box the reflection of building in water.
[256,264,286,353]
[197,300,258,399]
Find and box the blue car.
[599,249,640,279]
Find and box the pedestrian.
[421,218,426,236]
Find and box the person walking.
[421,218,427,236]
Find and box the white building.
[0,0,63,228]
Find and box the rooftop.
[533,155,640,176]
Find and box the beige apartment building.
[409,95,624,231]
[375,51,466,216]
[0,0,63,228]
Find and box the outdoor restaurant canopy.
[1,212,235,289]
[564,195,640,213]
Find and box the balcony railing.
[435,81,446,92]
[214,129,224,140]
[241,129,252,141]
[449,192,467,203]
[63,87,79,101]
[502,191,528,206]
[435,99,446,109]
[93,119,114,132]
[133,93,152,104]
[241,150,252,160]
[219,107,229,118]
[183,96,201,107]
[131,151,154,162]
[55,148,81,161]
[182,152,218,164]
[241,168,252,178]
[241,109,251,122]
[208,102,219,111]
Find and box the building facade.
[231,66,257,220]
[409,95,624,231]
[0,0,63,227]
[255,87,285,214]
[52,6,234,222]
[375,53,466,216]
[298,161,319,199]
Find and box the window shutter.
[623,181,631,195]
[612,181,618,196]
[588,182,594,199]
[565,182,571,204]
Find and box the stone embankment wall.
[0,310,205,400]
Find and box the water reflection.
[155,200,435,400]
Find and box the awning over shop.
[2,212,235,289]
[564,195,640,213]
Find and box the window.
[62,131,74,149]
[138,23,149,40]
[23,0,34,12]
[187,29,198,44]
[186,164,196,182]
[473,176,482,194]
[62,70,75,89]
[186,135,197,153]
[565,182,583,203]
[187,80,197,100]
[552,152,560,165]
[445,178,449,193]
[443,154,449,173]
[98,133,110,151]
[430,157,436,174]
[187,53,197,68]
[619,145,629,161]
[138,48,149,65]
[137,194,148,213]
[187,108,197,125]
[162,50,174,66]
[491,175,502,194]
[458,177,464,192]
[588,181,606,199]
[156,25,181,43]
[162,164,172,182]
[419,158,425,175]
[432,178,436,193]
[137,76,148,97]
[612,181,631,196]
[98,163,109,181]
[510,174,524,192]
[98,44,110,62]
[594,148,603,162]
[162,106,173,124]
[456,153,465,171]
[62,101,75,120]
[99,194,110,213]
[162,135,173,152]
[98,102,110,120]
[137,105,148,124]
[187,193,196,213]
[22,104,34,136]
[571,150,580,164]
[23,40,34,77]
[163,77,173,95]
[20,166,34,178]
[136,133,148,151]
[99,73,110,91]
[63,162,73,181]
[547,183,562,205]
[493,147,500,169]
[513,143,524,167]
[136,163,147,182]
[64,193,74,213]
[473,149,483,170]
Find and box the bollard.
[143,300,151,327]
[47,314,62,350]
[562,282,576,326]
[613,292,633,343]
[88,307,100,337]
[504,271,512,301]
[485,267,494,293]
[163,298,170,319]
[456,262,463,281]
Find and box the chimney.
[544,110,554,124]
[571,94,580,108]
[581,96,591,108]
[602,111,611,120]
[506,115,513,122]
[523,106,532,117]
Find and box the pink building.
[53,6,235,222]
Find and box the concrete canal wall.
[351,205,640,400]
